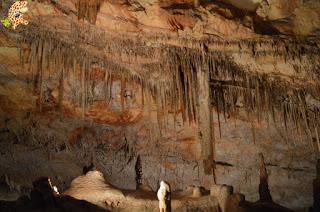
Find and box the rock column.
[313,159,320,211]
[196,69,214,175]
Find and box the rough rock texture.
[256,0,320,35]
[210,184,233,212]
[0,0,320,211]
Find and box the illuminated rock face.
[0,0,320,211]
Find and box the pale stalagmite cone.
[210,184,233,212]
[192,186,202,197]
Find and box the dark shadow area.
[205,0,283,36]
[0,177,108,212]
[241,201,294,212]
[160,3,195,10]
[252,17,282,36]
[311,159,320,212]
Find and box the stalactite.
[77,0,102,24]
[108,74,113,105]
[215,89,222,138]
[141,84,144,109]
[255,77,261,123]
[314,122,320,153]
[120,77,126,112]
[58,67,64,110]
[75,61,80,106]
[38,38,44,112]
[301,104,314,152]
[282,100,288,132]
[251,121,256,145]
[81,60,86,119]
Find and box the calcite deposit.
[0,0,320,211]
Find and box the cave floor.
[79,189,219,211]
[120,191,219,211]
[0,188,219,212]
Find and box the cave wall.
[0,76,317,209]
[0,31,318,210]
[0,52,212,192]
[0,29,212,192]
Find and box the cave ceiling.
[1,0,317,78]
[0,0,320,132]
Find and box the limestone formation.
[192,186,202,197]
[258,153,273,202]
[0,0,319,211]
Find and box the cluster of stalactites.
[77,0,103,24]
[19,25,320,152]
[20,28,150,119]
[166,47,320,152]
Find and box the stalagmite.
[210,184,233,212]
[313,159,320,211]
[258,153,273,202]
[192,186,202,197]
[196,66,214,175]
[135,155,142,190]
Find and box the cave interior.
[0,0,320,211]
